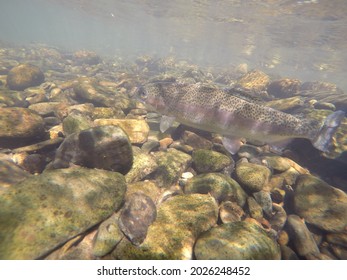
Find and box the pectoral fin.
[222,137,243,154]
[160,115,176,133]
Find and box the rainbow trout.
[134,82,345,154]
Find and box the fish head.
[133,84,167,113]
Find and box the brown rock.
[7,64,45,90]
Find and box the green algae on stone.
[125,152,158,183]
[62,113,92,135]
[262,155,291,172]
[235,162,271,193]
[126,181,161,203]
[184,173,247,206]
[92,213,124,257]
[0,167,126,259]
[194,221,281,260]
[153,148,192,188]
[294,175,347,232]
[112,194,218,259]
[192,149,232,173]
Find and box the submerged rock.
[113,194,218,259]
[0,107,45,148]
[262,155,292,172]
[219,201,245,223]
[94,119,149,144]
[0,89,28,107]
[7,63,45,91]
[194,221,280,260]
[0,156,30,189]
[62,112,92,135]
[184,173,247,206]
[72,50,102,65]
[0,167,126,259]
[267,79,301,98]
[73,77,134,110]
[294,175,347,232]
[192,149,233,173]
[92,214,123,257]
[125,152,158,183]
[126,181,161,204]
[181,130,213,150]
[236,69,270,92]
[153,148,192,188]
[286,215,320,258]
[118,192,157,246]
[45,231,97,260]
[235,162,271,193]
[49,125,133,174]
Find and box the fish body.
[134,82,344,154]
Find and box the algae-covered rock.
[0,107,45,148]
[294,175,347,232]
[235,162,271,193]
[247,197,263,220]
[93,213,124,257]
[194,221,281,260]
[125,152,158,183]
[7,63,44,90]
[62,112,92,135]
[126,181,161,204]
[153,148,192,188]
[0,167,126,259]
[262,155,291,172]
[0,156,30,189]
[92,214,123,257]
[184,173,247,206]
[192,149,233,173]
[92,107,125,119]
[219,201,245,223]
[113,194,218,259]
[50,125,133,174]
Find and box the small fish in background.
[133,82,345,154]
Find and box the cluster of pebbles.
[0,43,346,260]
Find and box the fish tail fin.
[312,110,345,152]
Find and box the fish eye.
[138,87,148,100]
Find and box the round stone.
[192,149,233,173]
[294,175,347,232]
[7,63,45,90]
[235,162,271,193]
[194,221,280,260]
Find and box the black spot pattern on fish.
[140,82,322,139]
